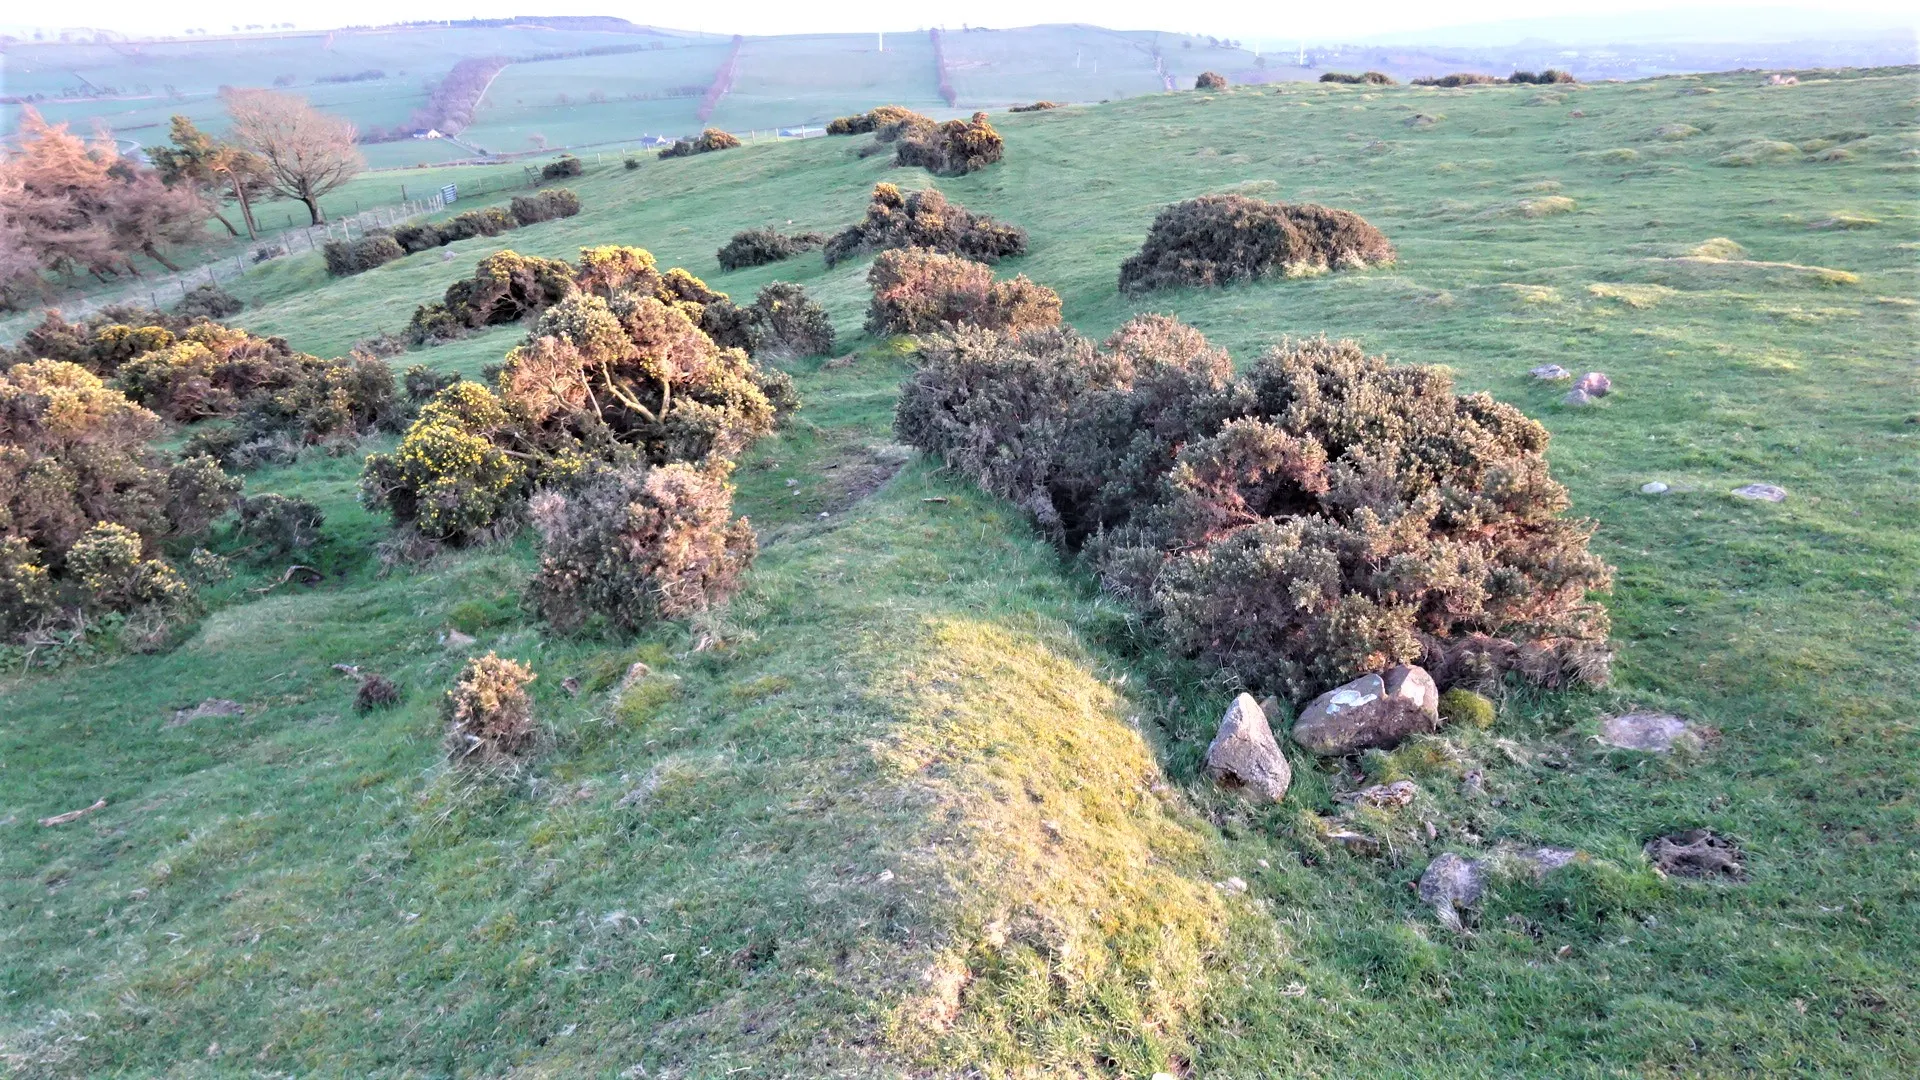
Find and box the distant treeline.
[362,56,507,142]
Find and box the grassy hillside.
[3,67,1918,1076]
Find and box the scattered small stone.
[1530,363,1571,380]
[1291,664,1440,756]
[1562,388,1594,407]
[1598,711,1701,753]
[1218,876,1249,894]
[1326,828,1381,856]
[443,629,477,649]
[561,676,582,697]
[618,662,652,692]
[1641,481,1669,494]
[1645,828,1745,879]
[168,699,245,727]
[1731,483,1787,502]
[1418,853,1486,929]
[1205,693,1293,802]
[1339,780,1417,808]
[1575,371,1612,396]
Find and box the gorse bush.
[658,129,741,159]
[528,461,755,632]
[323,234,405,277]
[403,364,459,404]
[0,359,235,635]
[715,228,828,271]
[540,155,583,180]
[742,282,836,358]
[894,112,1005,176]
[824,183,1028,268]
[865,248,1061,337]
[894,316,1613,700]
[1009,101,1060,112]
[1195,71,1228,90]
[1509,70,1577,85]
[104,322,401,461]
[408,250,575,342]
[234,493,325,556]
[175,283,243,320]
[443,652,539,770]
[367,245,798,544]
[360,382,525,541]
[826,105,921,135]
[509,188,581,227]
[1118,194,1395,292]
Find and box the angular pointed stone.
[1291,665,1442,756]
[1205,693,1291,802]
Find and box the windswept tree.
[222,89,362,225]
[0,108,208,305]
[147,115,272,239]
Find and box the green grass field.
[2,67,1917,1076]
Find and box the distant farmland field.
[5,22,1290,163]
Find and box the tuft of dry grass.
[1588,282,1680,309]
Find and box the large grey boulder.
[1291,664,1441,756]
[1205,693,1292,802]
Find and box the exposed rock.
[1218,876,1249,894]
[1418,853,1486,928]
[169,699,245,727]
[1731,483,1787,502]
[1575,371,1612,396]
[1562,388,1594,407]
[1326,828,1381,856]
[1598,711,1701,752]
[1530,363,1571,380]
[442,629,477,650]
[1513,845,1579,878]
[1291,665,1440,755]
[1641,481,1669,494]
[1645,829,1745,879]
[1205,693,1292,802]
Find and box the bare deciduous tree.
[223,88,362,225]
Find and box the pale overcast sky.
[20,1,1920,42]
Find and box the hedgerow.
[1118,194,1394,292]
[895,316,1613,700]
[1413,73,1503,87]
[865,248,1061,337]
[323,234,405,277]
[1009,101,1060,112]
[528,461,755,632]
[1320,71,1397,85]
[824,183,1028,268]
